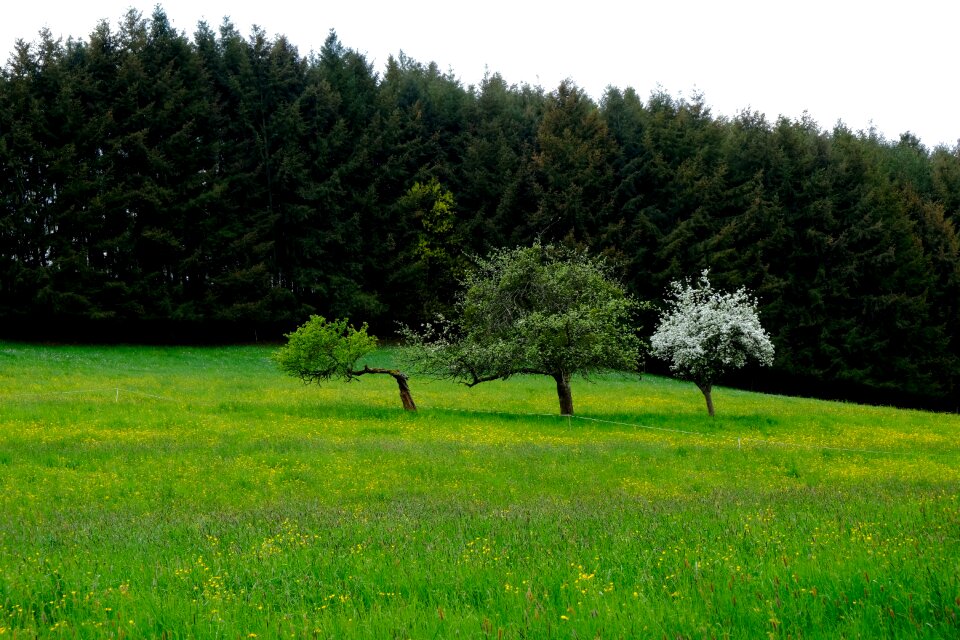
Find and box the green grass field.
[0,342,958,638]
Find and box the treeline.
[2,7,959,408]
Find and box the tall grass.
[0,342,957,638]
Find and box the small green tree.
[402,243,642,415]
[274,316,416,411]
[396,177,467,318]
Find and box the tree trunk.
[697,382,715,417]
[353,366,417,412]
[554,372,574,416]
[393,372,417,412]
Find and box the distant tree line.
[2,7,959,409]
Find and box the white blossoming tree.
[650,271,774,417]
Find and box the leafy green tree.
[403,244,642,415]
[650,271,774,416]
[274,316,416,411]
[361,52,470,326]
[394,177,467,318]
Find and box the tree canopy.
[2,7,960,409]
[403,244,642,415]
[274,315,416,411]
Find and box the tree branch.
[349,366,416,411]
[464,368,548,387]
[350,365,409,381]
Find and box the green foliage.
[408,178,455,239]
[395,177,466,317]
[404,243,642,414]
[273,315,377,384]
[530,81,617,243]
[1,9,960,406]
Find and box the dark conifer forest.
[2,8,959,409]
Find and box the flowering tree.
[274,316,416,411]
[650,271,774,416]
[402,243,642,415]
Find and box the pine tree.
[530,81,617,244]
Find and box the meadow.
[0,342,957,638]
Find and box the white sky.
[3,1,958,149]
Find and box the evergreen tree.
[295,32,385,320]
[458,73,543,250]
[530,81,617,244]
[364,52,469,325]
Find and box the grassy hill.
[0,343,957,637]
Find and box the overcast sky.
[3,1,958,149]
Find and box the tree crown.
[650,271,774,387]
[403,243,642,384]
[273,315,377,384]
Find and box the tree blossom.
[650,271,774,416]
